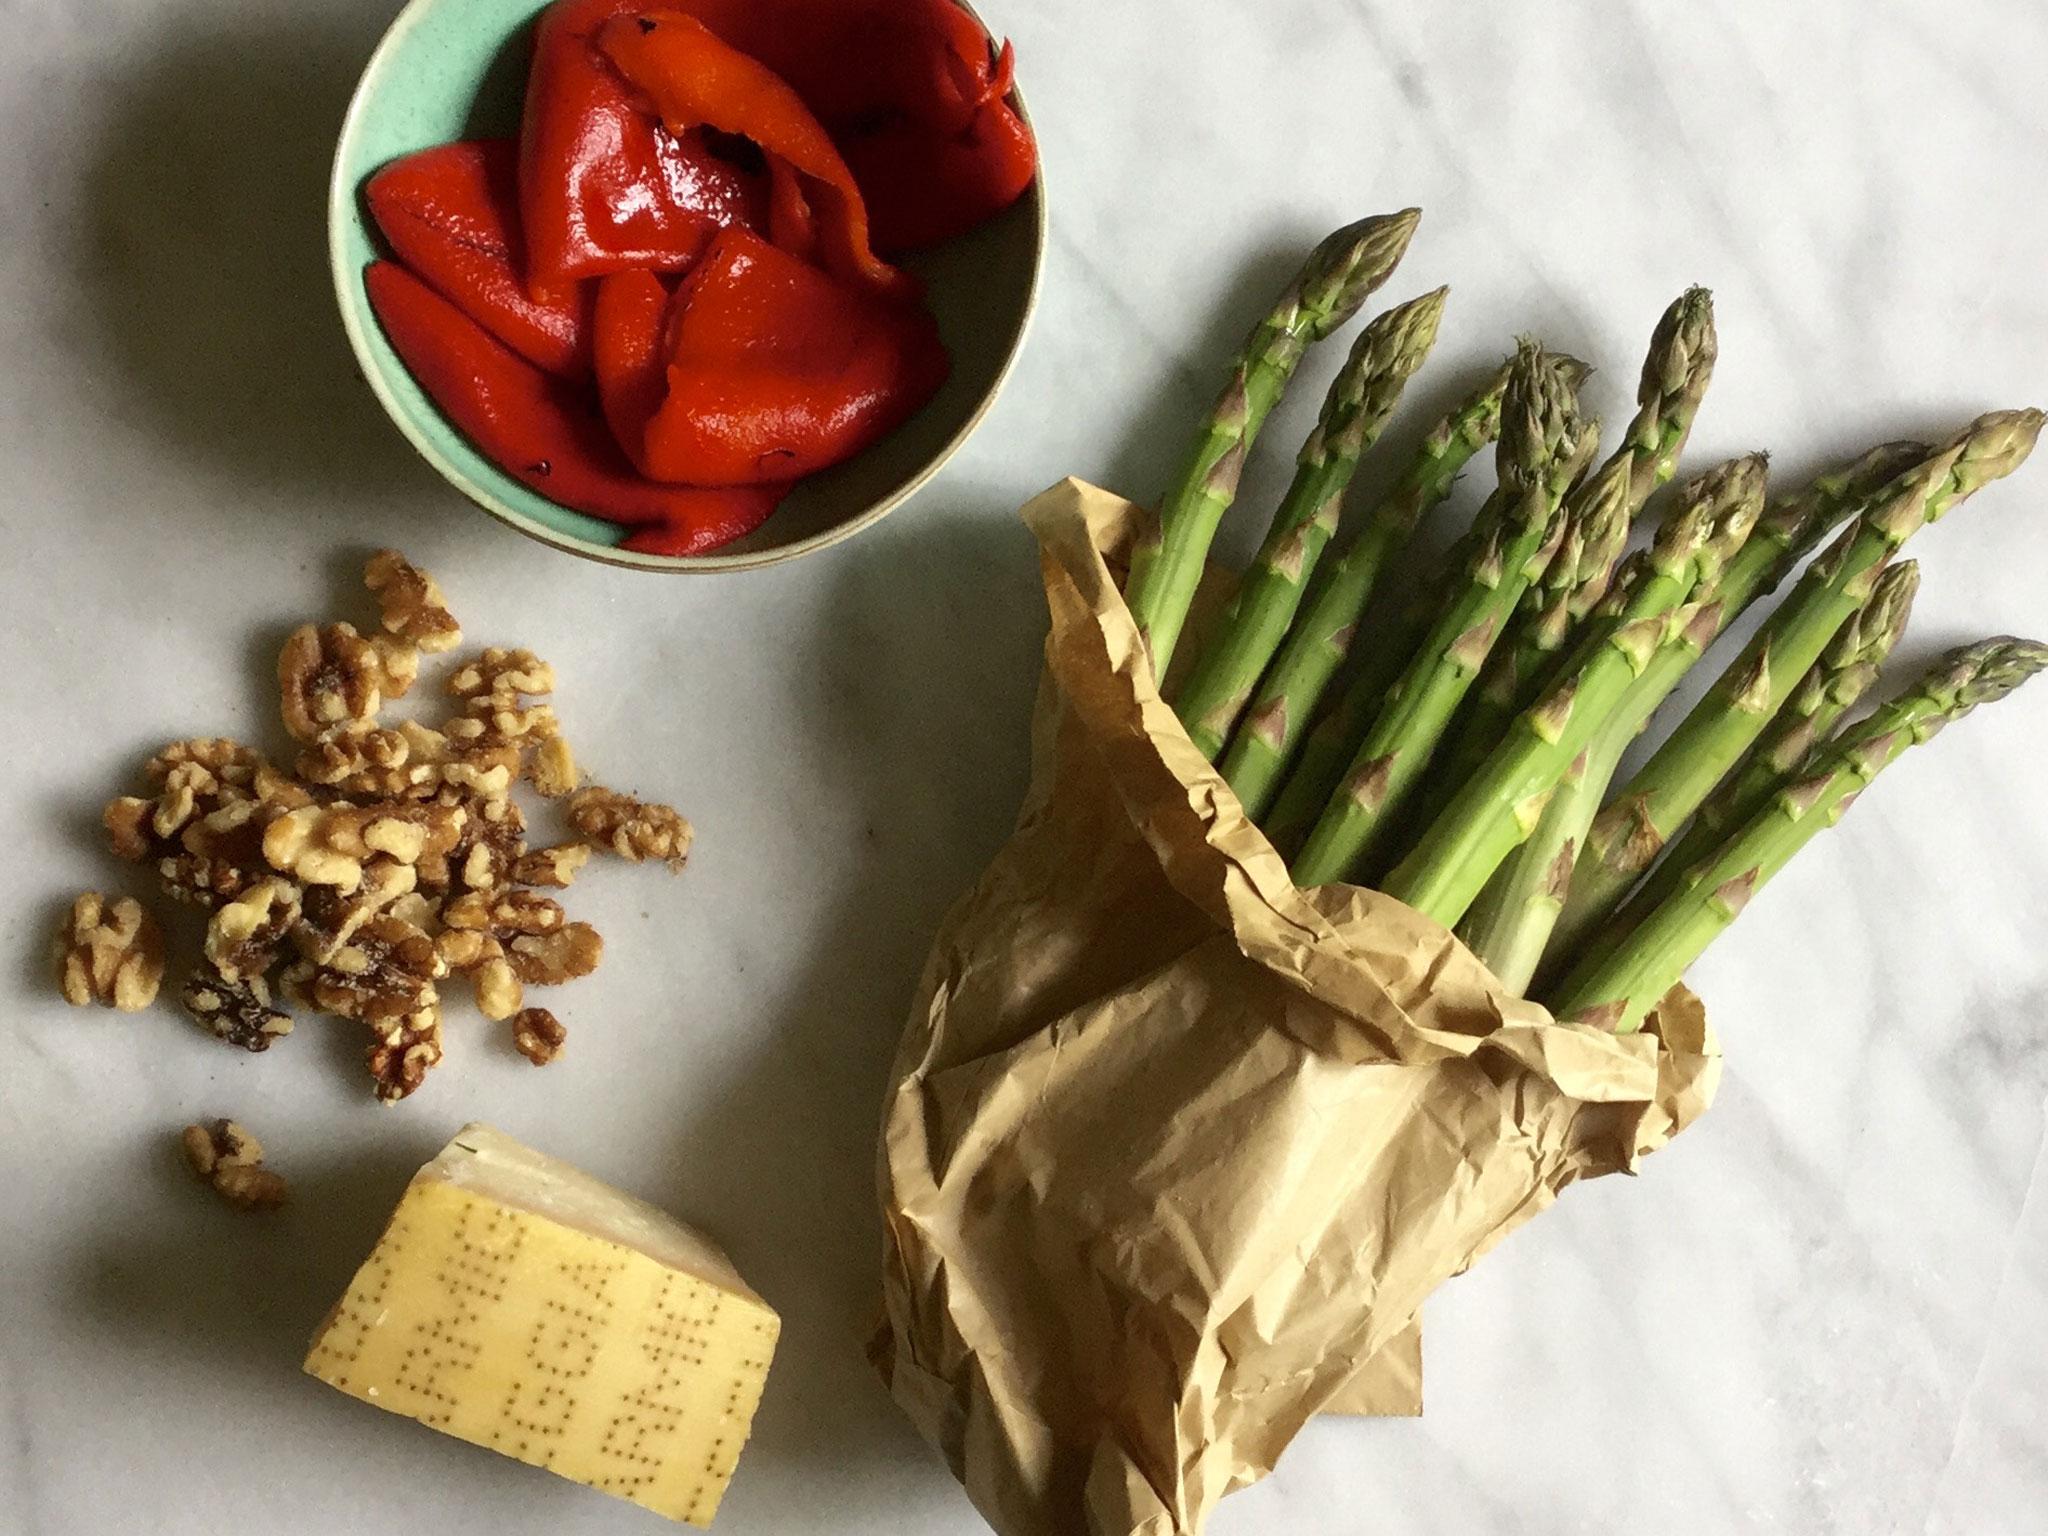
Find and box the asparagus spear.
[1290,345,1596,886]
[1656,559,1919,888]
[1125,211,1423,677]
[1614,286,1720,507]
[1177,287,1449,758]
[1219,361,1511,819]
[1378,452,1770,925]
[1547,637,2048,1034]
[1565,408,2042,937]
[1430,291,1720,800]
[1542,559,1918,993]
[1534,439,1935,965]
[1426,453,1635,819]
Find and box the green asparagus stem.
[1259,575,1443,854]
[1378,453,1770,925]
[1455,744,1593,992]
[1419,289,1718,835]
[1290,345,1595,886]
[1565,408,2042,937]
[1535,439,1936,966]
[1177,287,1449,757]
[1546,637,2048,1033]
[1126,211,1423,676]
[1220,362,1512,820]
[1544,559,1919,993]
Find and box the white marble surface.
[4,1,2047,1532]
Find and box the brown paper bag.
[873,479,1719,1536]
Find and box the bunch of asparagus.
[1128,210,2048,1032]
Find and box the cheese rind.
[305,1124,778,1527]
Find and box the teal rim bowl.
[330,0,1044,572]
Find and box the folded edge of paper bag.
[1321,1317,1424,1416]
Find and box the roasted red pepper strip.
[366,140,592,377]
[840,87,1036,253]
[590,269,673,459]
[596,11,912,301]
[619,499,780,556]
[365,260,783,548]
[603,228,946,485]
[654,0,1036,253]
[519,0,768,290]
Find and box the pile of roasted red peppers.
[363,0,1035,555]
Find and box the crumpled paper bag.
[873,478,1720,1536]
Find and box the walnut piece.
[506,922,603,986]
[365,550,461,654]
[205,877,301,981]
[262,801,464,893]
[567,786,692,869]
[434,927,502,973]
[473,956,524,1021]
[157,799,275,909]
[152,761,237,840]
[57,893,164,1012]
[303,913,444,1023]
[104,797,155,861]
[368,634,421,700]
[511,1007,566,1065]
[432,789,524,893]
[181,1119,288,1210]
[528,735,579,798]
[512,843,590,888]
[182,968,293,1052]
[278,623,382,742]
[366,1006,444,1102]
[147,739,262,788]
[443,887,565,937]
[292,862,419,964]
[448,647,554,702]
[297,723,409,789]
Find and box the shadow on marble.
[65,10,428,510]
[641,491,1046,1504]
[58,1132,443,1402]
[1088,235,1334,512]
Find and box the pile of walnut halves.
[82,551,691,1102]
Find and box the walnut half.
[180,1119,288,1210]
[57,893,164,1012]
[567,786,692,869]
[278,623,382,743]
[365,550,461,654]
[511,1007,566,1065]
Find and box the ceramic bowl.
[330,0,1043,571]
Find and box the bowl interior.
[330,0,1043,570]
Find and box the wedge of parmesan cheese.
[304,1124,778,1526]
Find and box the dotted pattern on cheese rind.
[305,1179,778,1527]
